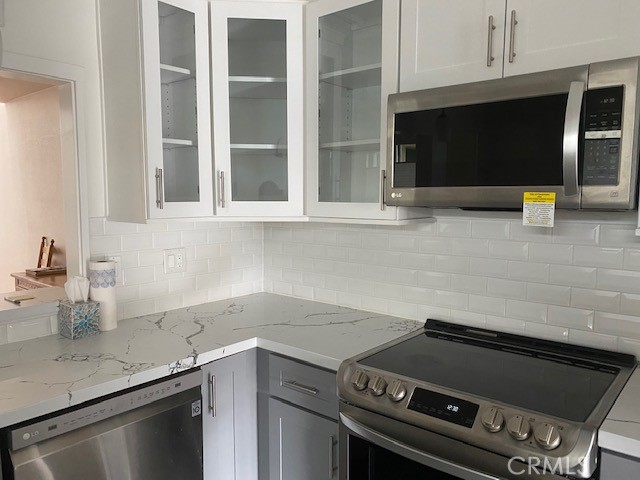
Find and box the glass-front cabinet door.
[306,0,419,221]
[142,0,213,218]
[211,1,304,217]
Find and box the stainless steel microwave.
[386,57,640,210]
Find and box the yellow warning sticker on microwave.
[523,192,556,228]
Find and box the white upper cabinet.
[399,0,506,91]
[400,0,640,92]
[306,0,429,222]
[210,1,304,217]
[99,0,213,221]
[503,0,640,77]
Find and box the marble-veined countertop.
[0,292,421,428]
[599,367,640,458]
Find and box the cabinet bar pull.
[486,15,496,67]
[218,171,226,208]
[155,167,164,209]
[329,435,336,478]
[508,10,518,63]
[282,379,319,396]
[380,169,386,211]
[208,374,216,417]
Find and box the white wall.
[1,0,105,218]
[0,87,66,292]
[264,212,640,357]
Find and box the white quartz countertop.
[599,367,640,458]
[0,293,420,428]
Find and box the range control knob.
[481,407,505,433]
[534,423,562,450]
[506,415,531,441]
[386,380,407,402]
[368,375,387,396]
[350,369,369,391]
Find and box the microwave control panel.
[582,86,624,186]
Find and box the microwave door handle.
[563,81,585,196]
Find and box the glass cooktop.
[360,329,620,422]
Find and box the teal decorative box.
[58,300,101,340]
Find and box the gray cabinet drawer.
[268,354,338,419]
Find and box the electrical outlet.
[164,248,186,274]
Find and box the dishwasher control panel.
[9,369,202,450]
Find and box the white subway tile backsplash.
[337,231,361,248]
[91,235,122,254]
[571,288,620,312]
[435,290,468,310]
[510,223,552,243]
[181,230,208,246]
[89,217,105,236]
[528,243,573,265]
[573,246,623,269]
[449,309,486,327]
[549,265,597,288]
[548,305,594,331]
[525,323,568,342]
[123,266,155,286]
[360,296,388,314]
[434,255,469,274]
[437,219,471,237]
[527,283,571,306]
[621,293,640,316]
[348,279,374,296]
[389,235,418,252]
[485,315,526,334]
[314,229,337,245]
[623,249,640,270]
[450,274,486,295]
[418,271,451,290]
[314,288,338,304]
[471,220,510,240]
[507,261,549,283]
[373,282,404,301]
[302,272,325,288]
[570,329,617,350]
[488,240,528,261]
[452,238,489,257]
[418,237,452,254]
[208,228,231,244]
[506,300,547,323]
[401,253,435,270]
[617,337,640,357]
[469,258,507,278]
[600,224,638,248]
[105,221,138,235]
[365,233,389,250]
[169,277,196,294]
[552,223,599,246]
[487,278,526,300]
[155,295,183,313]
[594,311,640,337]
[469,295,506,316]
[403,286,435,305]
[121,233,152,252]
[139,281,169,300]
[597,269,640,294]
[325,275,349,292]
[123,299,155,319]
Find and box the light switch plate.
[164,248,186,274]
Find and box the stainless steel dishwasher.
[1,370,203,480]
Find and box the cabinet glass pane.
[228,19,288,202]
[158,2,200,203]
[318,0,382,203]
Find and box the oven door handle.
[340,412,500,480]
[562,81,585,196]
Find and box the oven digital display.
[408,388,478,428]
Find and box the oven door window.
[393,94,571,188]
[348,435,463,479]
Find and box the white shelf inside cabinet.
[229,76,287,99]
[320,63,382,89]
[163,138,197,149]
[230,143,288,155]
[319,139,379,152]
[160,64,194,84]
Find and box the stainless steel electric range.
[337,320,636,480]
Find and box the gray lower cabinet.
[600,449,640,480]
[258,349,339,480]
[267,397,338,480]
[201,349,258,480]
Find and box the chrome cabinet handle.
[282,379,319,397]
[380,169,386,211]
[486,15,496,67]
[208,374,216,417]
[328,435,337,478]
[508,10,518,63]
[218,171,226,208]
[563,81,585,196]
[155,167,164,209]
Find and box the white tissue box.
[58,300,101,340]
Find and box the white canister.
[89,260,117,331]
